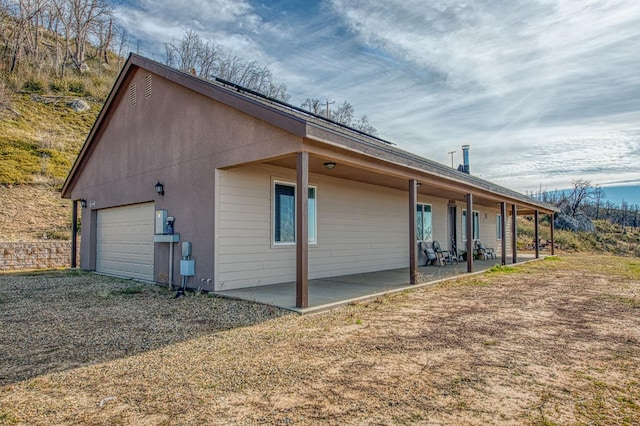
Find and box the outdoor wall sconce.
[79,199,87,208]
[155,182,164,196]
[324,162,336,170]
[417,182,422,188]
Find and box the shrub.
[67,80,86,94]
[0,139,40,184]
[22,78,44,93]
[49,79,67,93]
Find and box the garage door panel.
[96,203,154,281]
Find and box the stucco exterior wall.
[215,164,462,290]
[68,68,302,290]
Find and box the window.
[274,182,317,244]
[416,203,432,241]
[496,214,502,240]
[462,210,480,241]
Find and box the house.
[62,54,556,308]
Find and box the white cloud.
[321,0,640,192]
[114,0,274,59]
[115,0,640,199]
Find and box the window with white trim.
[273,182,317,244]
[462,210,480,241]
[496,214,502,240]
[416,203,432,241]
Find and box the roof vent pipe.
[457,145,470,174]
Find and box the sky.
[113,0,640,206]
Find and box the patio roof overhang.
[223,136,556,215]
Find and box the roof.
[62,53,556,214]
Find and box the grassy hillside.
[517,216,640,256]
[0,93,100,185]
[0,58,118,241]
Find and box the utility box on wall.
[155,209,168,234]
[180,260,195,276]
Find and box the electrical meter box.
[180,260,195,276]
[182,242,192,257]
[155,210,168,234]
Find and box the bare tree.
[593,184,604,220]
[164,29,202,73]
[620,200,629,231]
[301,98,323,115]
[113,22,129,68]
[564,178,593,217]
[94,15,112,65]
[54,0,113,71]
[351,114,378,136]
[164,30,290,102]
[331,101,354,125]
[301,97,378,135]
[6,0,46,73]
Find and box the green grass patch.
[0,138,40,184]
[485,264,518,274]
[624,260,640,280]
[116,286,147,295]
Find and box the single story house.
[62,54,556,308]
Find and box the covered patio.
[214,254,540,314]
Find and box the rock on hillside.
[554,201,596,233]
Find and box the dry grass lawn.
[1,254,639,425]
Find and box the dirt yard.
[1,254,639,425]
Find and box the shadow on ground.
[0,270,291,386]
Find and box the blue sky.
[114,0,640,206]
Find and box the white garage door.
[96,203,154,281]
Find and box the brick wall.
[0,241,75,271]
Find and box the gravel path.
[0,270,289,386]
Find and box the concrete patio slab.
[214,255,540,314]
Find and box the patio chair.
[420,241,441,266]
[448,239,460,265]
[474,241,496,260]
[432,240,451,266]
[482,242,497,259]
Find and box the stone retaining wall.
[0,241,75,271]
